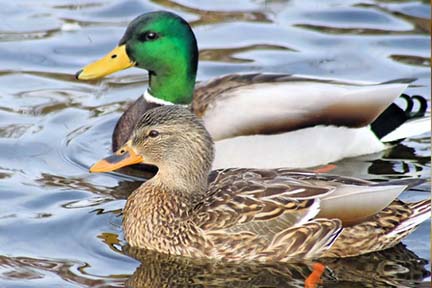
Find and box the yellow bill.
[90,144,143,173]
[76,45,135,80]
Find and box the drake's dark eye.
[138,31,159,42]
[148,130,159,138]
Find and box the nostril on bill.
[75,69,83,80]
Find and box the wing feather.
[193,73,408,140]
[194,168,335,236]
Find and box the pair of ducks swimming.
[77,11,430,263]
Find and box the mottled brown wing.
[193,168,336,239]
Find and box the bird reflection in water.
[122,243,429,288]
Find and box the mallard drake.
[76,11,430,169]
[89,105,430,262]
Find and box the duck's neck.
[123,175,205,252]
[147,61,196,105]
[128,177,197,219]
[124,166,209,222]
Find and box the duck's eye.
[138,31,159,42]
[148,130,159,138]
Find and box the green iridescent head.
[76,11,198,104]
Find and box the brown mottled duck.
[89,105,430,262]
[77,11,430,169]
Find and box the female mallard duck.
[89,105,430,262]
[76,11,429,169]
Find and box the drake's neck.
[148,65,196,105]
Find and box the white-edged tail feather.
[381,116,431,142]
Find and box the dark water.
[0,0,430,287]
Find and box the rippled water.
[0,0,430,287]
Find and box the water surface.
[0,0,430,287]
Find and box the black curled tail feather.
[371,94,428,140]
[409,95,428,118]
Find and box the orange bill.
[76,45,135,80]
[90,145,143,173]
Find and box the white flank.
[212,125,385,169]
[381,116,431,142]
[203,79,408,140]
